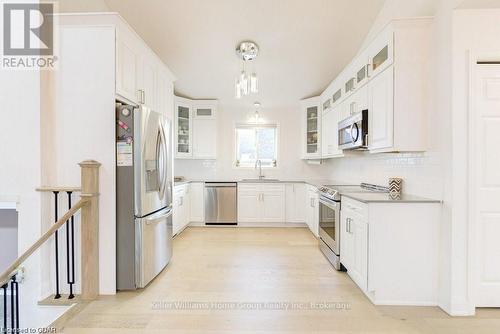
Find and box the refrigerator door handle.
[156,123,167,200]
[145,208,173,225]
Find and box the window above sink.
[235,124,278,168]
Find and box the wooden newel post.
[79,160,101,300]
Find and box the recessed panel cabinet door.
[238,192,260,223]
[351,219,368,292]
[261,192,285,222]
[138,55,157,109]
[193,119,217,159]
[116,31,139,103]
[368,66,394,151]
[340,210,353,271]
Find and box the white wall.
[174,104,329,181]
[452,6,500,313]
[0,43,69,329]
[0,210,18,273]
[47,24,117,295]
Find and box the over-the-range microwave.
[338,109,368,150]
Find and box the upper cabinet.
[115,17,175,118]
[367,27,394,79]
[300,97,321,159]
[309,18,432,155]
[115,29,140,104]
[175,97,217,159]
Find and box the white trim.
[234,122,280,169]
[467,52,500,311]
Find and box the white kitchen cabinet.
[238,184,285,223]
[311,18,431,154]
[193,119,216,159]
[261,190,286,222]
[285,183,306,223]
[137,53,157,110]
[368,66,394,151]
[175,97,217,159]
[115,16,175,114]
[189,182,204,223]
[300,97,321,159]
[156,68,174,118]
[340,199,368,292]
[367,26,394,79]
[116,28,140,104]
[173,184,190,236]
[321,105,343,158]
[340,195,441,306]
[305,185,319,237]
[238,192,261,223]
[175,99,193,158]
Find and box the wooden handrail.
[36,186,82,193]
[0,198,89,286]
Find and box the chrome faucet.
[255,159,264,179]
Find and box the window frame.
[234,123,280,169]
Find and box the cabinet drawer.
[260,184,285,193]
[341,196,368,219]
[238,184,260,192]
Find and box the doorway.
[471,63,500,307]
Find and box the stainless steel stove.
[317,183,388,270]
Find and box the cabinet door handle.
[261,193,264,202]
[138,89,145,104]
[346,218,349,233]
[180,196,183,206]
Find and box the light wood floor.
[59,227,500,333]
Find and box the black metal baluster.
[66,191,75,299]
[2,283,7,331]
[13,278,18,331]
[53,191,61,299]
[10,278,14,330]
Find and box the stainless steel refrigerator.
[116,103,173,290]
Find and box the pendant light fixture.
[235,41,259,99]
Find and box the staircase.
[0,160,101,333]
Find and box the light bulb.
[235,77,242,99]
[241,71,249,95]
[250,73,258,93]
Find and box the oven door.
[319,196,340,255]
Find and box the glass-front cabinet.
[368,27,394,78]
[175,97,218,159]
[301,97,321,159]
[175,101,192,157]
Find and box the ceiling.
[104,0,385,108]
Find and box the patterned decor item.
[389,177,403,195]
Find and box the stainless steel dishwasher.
[204,182,237,225]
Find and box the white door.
[189,182,205,222]
[138,56,157,109]
[116,30,139,103]
[368,65,394,151]
[262,192,285,222]
[351,218,368,292]
[175,103,192,158]
[238,192,260,222]
[193,119,217,159]
[156,70,169,116]
[473,64,500,306]
[340,210,353,271]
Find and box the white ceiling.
[104,0,385,108]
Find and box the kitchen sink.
[240,178,280,182]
